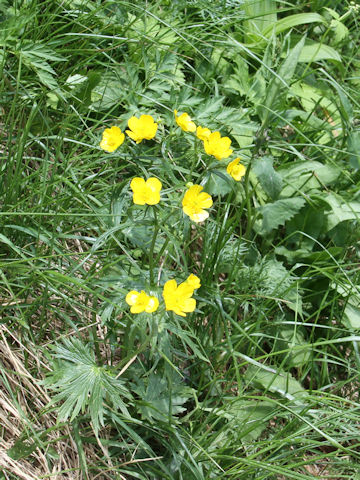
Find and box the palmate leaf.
[44,338,132,432]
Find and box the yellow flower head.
[100,126,125,152]
[130,177,162,205]
[174,109,196,132]
[196,126,211,141]
[126,114,158,143]
[203,131,233,160]
[184,273,201,290]
[182,184,213,223]
[125,290,159,314]
[162,279,196,317]
[227,158,246,181]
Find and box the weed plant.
[1,0,360,478]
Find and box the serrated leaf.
[44,339,131,433]
[253,156,282,200]
[204,170,232,197]
[259,197,306,234]
[330,19,349,43]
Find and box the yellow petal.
[163,279,177,296]
[145,191,160,205]
[190,210,209,223]
[186,274,201,290]
[130,303,145,314]
[128,116,139,131]
[145,296,159,313]
[196,126,211,141]
[125,290,139,306]
[182,297,196,313]
[126,129,140,142]
[146,177,162,192]
[198,192,213,208]
[130,177,146,192]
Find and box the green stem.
[244,122,268,240]
[149,207,159,286]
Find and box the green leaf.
[245,365,308,400]
[258,197,306,234]
[262,13,326,38]
[243,0,277,43]
[213,399,276,441]
[260,36,306,123]
[348,130,360,169]
[321,194,360,230]
[279,161,340,197]
[133,372,193,423]
[204,170,232,197]
[330,19,349,44]
[344,302,360,330]
[253,156,282,200]
[298,42,341,63]
[44,339,131,433]
[274,326,311,367]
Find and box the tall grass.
[1,0,360,478]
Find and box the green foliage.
[1,0,360,478]
[44,338,131,433]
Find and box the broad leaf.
[258,197,306,234]
[245,365,308,400]
[253,156,282,200]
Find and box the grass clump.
[1,0,360,478]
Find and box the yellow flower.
[196,126,211,141]
[125,290,159,314]
[100,126,125,152]
[227,158,246,181]
[203,131,233,160]
[174,109,196,132]
[182,184,213,223]
[126,114,158,143]
[184,274,201,290]
[163,279,196,317]
[130,177,162,205]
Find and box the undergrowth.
[1,0,360,479]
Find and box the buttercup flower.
[163,277,199,317]
[125,290,159,314]
[126,114,158,143]
[227,158,246,181]
[174,109,196,132]
[130,177,162,205]
[100,126,125,152]
[196,126,211,141]
[182,184,213,223]
[203,131,233,160]
[185,274,201,290]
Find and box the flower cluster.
[174,109,246,181]
[126,274,201,317]
[99,109,245,320]
[100,114,158,152]
[125,290,159,314]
